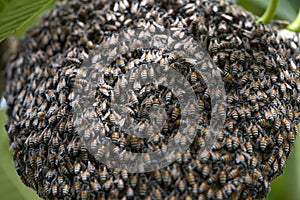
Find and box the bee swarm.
[4,0,300,199]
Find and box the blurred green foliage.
[0,0,55,42]
[0,0,300,200]
[236,0,298,21]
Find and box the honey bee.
[161,140,168,154]
[207,174,218,184]
[252,169,263,183]
[133,78,141,91]
[126,186,134,198]
[182,149,192,163]
[219,153,231,164]
[165,163,178,181]
[279,154,287,168]
[214,188,223,200]
[259,162,268,176]
[73,160,81,174]
[103,178,113,191]
[122,105,135,117]
[218,51,227,63]
[161,120,169,135]
[96,145,106,160]
[251,123,259,138]
[28,150,35,168]
[127,89,139,106]
[116,178,124,191]
[208,38,219,53]
[119,136,127,149]
[86,161,95,174]
[151,187,162,200]
[223,182,234,197]
[162,169,172,186]
[288,131,295,144]
[186,170,195,186]
[203,87,211,100]
[206,187,215,199]
[232,135,240,150]
[50,131,60,149]
[283,117,291,131]
[153,170,162,183]
[62,181,70,196]
[80,184,89,200]
[276,146,284,160]
[266,154,276,166]
[199,181,209,193]
[47,149,57,167]
[272,159,279,173]
[250,155,259,168]
[73,177,81,193]
[50,180,58,196]
[279,83,287,95]
[202,164,210,178]
[219,170,227,185]
[130,174,138,188]
[248,92,257,104]
[244,140,253,155]
[198,99,205,111]
[198,193,206,200]
[228,168,239,180]
[111,127,120,144]
[141,153,150,165]
[225,136,233,151]
[199,149,212,163]
[45,102,57,118]
[195,135,205,149]
[130,135,141,150]
[90,137,99,152]
[259,135,268,151]
[118,74,128,89]
[164,90,172,102]
[137,119,148,135]
[176,178,186,193]
[286,105,294,119]
[269,85,278,99]
[121,169,128,181]
[187,67,198,85]
[36,155,42,167]
[98,165,108,182]
[139,181,148,196]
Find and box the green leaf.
[0,0,55,43]
[0,110,41,200]
[236,0,298,21]
[0,0,13,13]
[289,0,300,9]
[256,0,280,24]
[287,9,300,32]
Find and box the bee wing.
[242,151,251,160]
[102,110,111,121]
[117,118,126,128]
[99,87,110,96]
[286,83,292,90]
[133,80,141,91]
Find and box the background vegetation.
[0,0,300,199]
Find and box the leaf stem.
[256,0,280,24]
[287,9,300,32]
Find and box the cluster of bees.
[4,0,300,199]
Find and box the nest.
[4,0,300,199]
